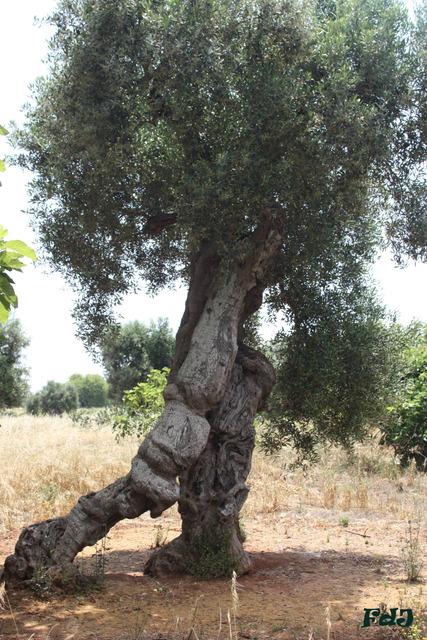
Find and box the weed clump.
[401,520,424,582]
[26,562,53,599]
[184,527,237,579]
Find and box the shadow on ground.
[1,542,413,640]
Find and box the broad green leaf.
[0,301,9,324]
[0,273,16,298]
[0,159,5,173]
[0,271,14,284]
[0,252,25,269]
[5,293,18,307]
[0,125,8,136]
[0,287,17,306]
[0,292,12,309]
[4,240,37,261]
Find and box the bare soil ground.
[0,417,426,640]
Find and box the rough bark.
[145,342,276,577]
[3,224,281,586]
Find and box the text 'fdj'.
[362,608,413,628]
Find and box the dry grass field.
[0,415,426,640]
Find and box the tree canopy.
[15,0,426,346]
[68,373,109,407]
[262,305,409,457]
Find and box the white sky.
[0,0,426,391]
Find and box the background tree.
[68,373,109,407]
[0,319,29,409]
[100,319,174,402]
[27,381,79,415]
[4,0,426,585]
[144,319,175,371]
[381,324,427,470]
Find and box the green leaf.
[0,301,9,324]
[0,271,14,284]
[0,273,16,298]
[0,252,25,270]
[0,125,9,136]
[0,292,12,310]
[0,159,5,173]
[4,240,37,261]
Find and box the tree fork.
[3,225,281,585]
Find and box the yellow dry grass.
[0,414,426,534]
[0,415,426,640]
[245,437,426,522]
[0,414,138,533]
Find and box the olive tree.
[4,0,426,584]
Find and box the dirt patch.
[1,507,425,640]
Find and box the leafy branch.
[0,126,37,323]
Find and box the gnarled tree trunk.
[3,225,281,586]
[145,342,275,577]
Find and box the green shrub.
[68,368,169,437]
[27,381,79,415]
[382,326,427,470]
[0,220,36,325]
[26,393,41,415]
[183,527,237,579]
[112,367,169,439]
[70,406,117,429]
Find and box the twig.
[345,529,371,538]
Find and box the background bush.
[382,325,427,470]
[27,381,79,415]
[68,373,109,408]
[112,368,169,439]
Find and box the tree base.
[145,527,252,578]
